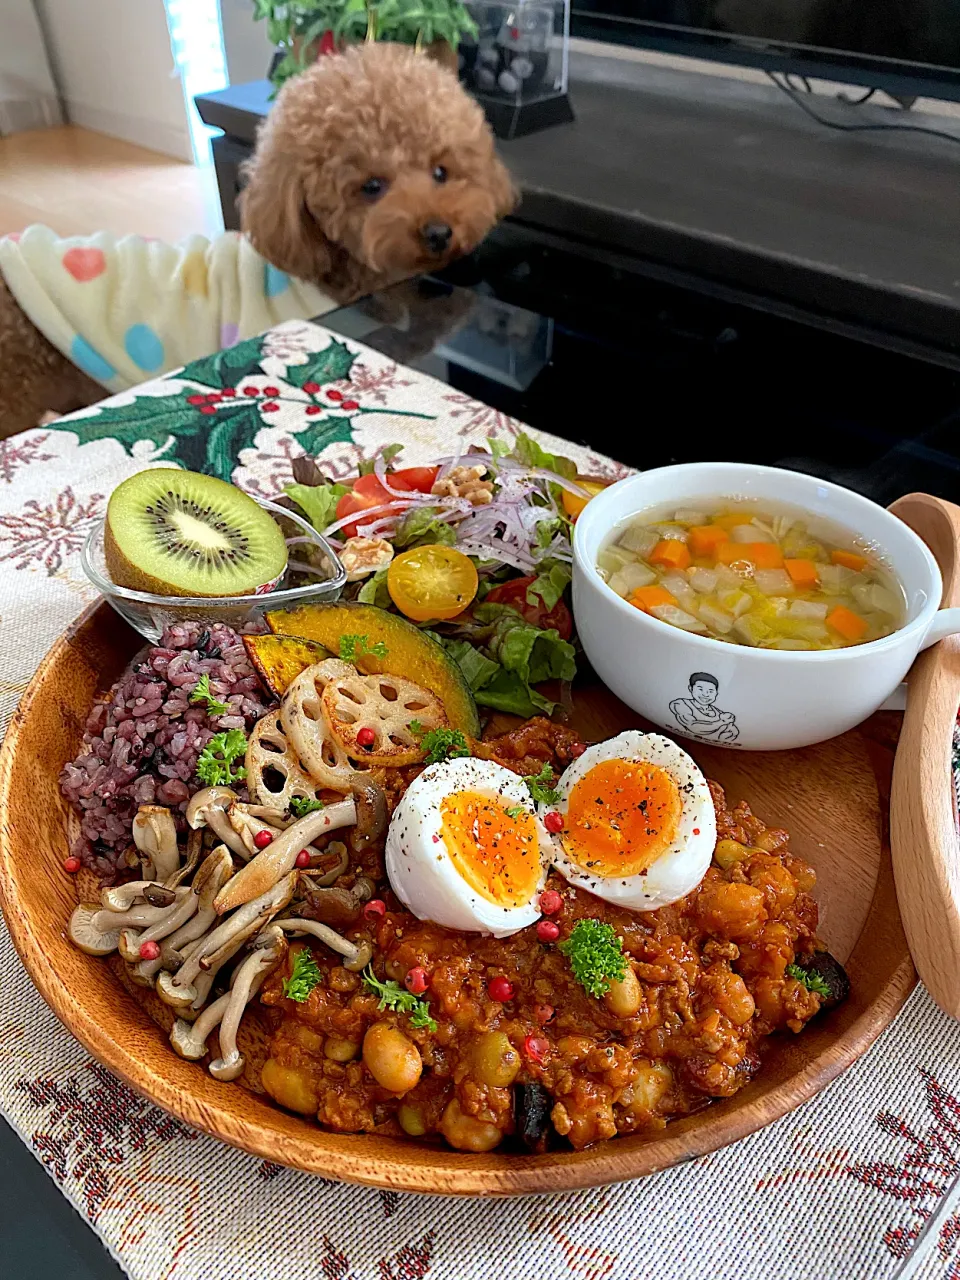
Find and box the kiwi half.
[104,469,288,598]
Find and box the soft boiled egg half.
[541,731,716,911]
[385,756,548,938]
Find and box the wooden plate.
[0,601,916,1195]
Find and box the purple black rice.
[59,621,275,880]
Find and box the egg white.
[542,730,716,911]
[385,756,548,938]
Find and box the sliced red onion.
[322,500,416,539]
[457,540,535,571]
[373,452,420,499]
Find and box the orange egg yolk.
[440,790,540,907]
[561,759,682,877]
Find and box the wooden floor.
[0,125,224,242]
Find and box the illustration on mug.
[669,672,739,744]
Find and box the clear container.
[461,0,570,108]
[82,499,345,643]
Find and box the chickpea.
[328,966,360,994]
[397,1103,427,1136]
[261,1058,319,1115]
[754,828,789,853]
[291,1024,324,1052]
[439,1098,503,1152]
[711,972,756,1026]
[363,1023,423,1094]
[622,1061,672,1112]
[470,1031,520,1087]
[603,966,642,1018]
[713,839,750,870]
[324,1035,360,1062]
[697,880,766,939]
[750,861,797,915]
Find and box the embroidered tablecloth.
[1,318,958,1280]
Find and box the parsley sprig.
[195,728,248,786]
[189,673,229,716]
[362,965,437,1032]
[504,804,525,819]
[283,948,323,1003]
[524,762,560,806]
[411,721,470,766]
[559,918,628,998]
[785,963,832,999]
[289,796,325,819]
[339,634,388,662]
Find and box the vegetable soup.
[598,500,905,650]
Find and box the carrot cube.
[784,558,820,588]
[649,539,691,571]
[717,542,784,569]
[831,549,869,572]
[630,585,678,613]
[826,605,868,642]
[688,525,730,558]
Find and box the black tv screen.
[570,0,960,99]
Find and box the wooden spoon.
[889,492,960,1017]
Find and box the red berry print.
[199,405,216,416]
[243,386,259,396]
[303,381,320,393]
[404,966,429,995]
[221,387,236,396]
[63,856,81,874]
[206,393,222,403]
[536,919,560,943]
[305,405,322,415]
[363,898,386,920]
[262,402,279,413]
[488,976,514,1002]
[139,940,161,961]
[263,386,280,397]
[544,811,564,834]
[253,829,273,850]
[326,389,343,401]
[341,399,359,411]
[186,394,205,405]
[523,1034,548,1064]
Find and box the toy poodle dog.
[0,42,516,440]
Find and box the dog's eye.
[361,177,388,200]
[432,165,448,185]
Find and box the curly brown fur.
[0,43,515,440]
[0,275,103,440]
[241,42,517,302]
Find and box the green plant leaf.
[292,413,356,457]
[285,339,358,389]
[183,336,267,390]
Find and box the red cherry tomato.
[389,466,440,494]
[484,574,573,641]
[335,487,392,538]
[352,472,392,501]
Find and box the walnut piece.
[339,536,394,581]
[431,464,494,506]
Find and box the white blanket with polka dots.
[0,225,337,393]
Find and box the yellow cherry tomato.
[562,479,606,520]
[387,544,479,622]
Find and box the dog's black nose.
[420,221,453,255]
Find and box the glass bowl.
[81,498,346,642]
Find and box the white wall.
[219,0,272,85]
[0,0,62,133]
[34,0,193,160]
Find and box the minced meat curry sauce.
[259,720,828,1152]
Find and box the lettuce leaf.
[392,506,457,549]
[438,637,500,692]
[356,565,392,607]
[511,431,577,480]
[526,561,572,612]
[358,443,403,476]
[285,480,348,531]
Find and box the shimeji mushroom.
[132,806,181,883]
[169,926,286,1078]
[227,801,328,864]
[156,872,297,1014]
[118,886,199,962]
[185,786,249,859]
[300,863,373,925]
[69,903,124,956]
[136,845,235,982]
[89,893,189,939]
[273,916,373,972]
[213,799,357,915]
[167,828,204,889]
[99,881,176,912]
